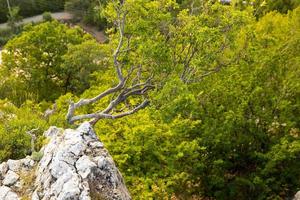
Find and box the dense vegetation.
[0,0,65,23]
[0,0,299,199]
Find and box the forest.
[0,0,299,199]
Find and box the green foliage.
[0,26,20,46]
[31,151,44,161]
[0,1,299,200]
[91,5,300,199]
[0,20,103,104]
[6,6,22,30]
[0,100,48,162]
[42,11,52,22]
[233,0,300,17]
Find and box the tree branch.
[66,1,153,125]
[68,100,150,125]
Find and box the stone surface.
[0,122,131,199]
[7,160,21,172]
[0,186,19,200]
[2,170,19,186]
[0,162,8,178]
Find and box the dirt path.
[80,24,107,43]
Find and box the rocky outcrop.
[0,122,131,200]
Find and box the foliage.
[0,100,48,162]
[0,1,299,200]
[0,20,104,104]
[31,151,44,161]
[0,26,20,46]
[42,11,53,21]
[232,0,300,17]
[6,6,22,30]
[91,4,300,199]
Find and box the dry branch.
[66,1,153,125]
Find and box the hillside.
[0,0,299,199]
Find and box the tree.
[232,0,300,17]
[1,20,103,104]
[65,0,254,125]
[6,6,22,30]
[73,2,300,199]
[66,1,155,125]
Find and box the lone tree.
[66,0,154,125]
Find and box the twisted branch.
[66,1,153,125]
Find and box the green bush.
[0,100,48,162]
[42,11,52,21]
[1,21,103,104]
[0,28,15,46]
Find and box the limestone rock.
[7,160,21,172]
[0,186,19,200]
[0,162,8,178]
[0,122,131,200]
[2,170,19,186]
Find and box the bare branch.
[113,10,127,82]
[68,100,150,125]
[66,1,154,125]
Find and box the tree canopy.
[0,0,299,199]
[1,20,104,104]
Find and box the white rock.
[51,172,74,196]
[58,175,81,200]
[77,122,98,139]
[21,157,35,169]
[0,186,10,199]
[7,160,21,172]
[0,186,19,200]
[44,126,62,138]
[96,156,107,169]
[3,170,19,186]
[32,191,40,200]
[0,122,131,200]
[89,141,104,148]
[76,156,97,179]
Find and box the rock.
[21,157,35,169]
[0,122,131,199]
[0,162,8,178]
[294,191,300,200]
[33,122,131,200]
[76,155,97,179]
[0,186,19,200]
[6,160,21,172]
[2,170,19,186]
